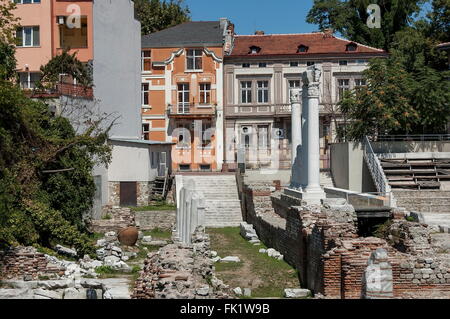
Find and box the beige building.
[223,30,387,170]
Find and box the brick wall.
[0,247,65,281]
[242,182,450,299]
[89,206,135,233]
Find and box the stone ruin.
[132,227,231,299]
[89,206,135,233]
[241,182,450,299]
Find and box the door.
[120,182,137,207]
[158,152,167,177]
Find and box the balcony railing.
[225,104,292,117]
[168,104,216,117]
[29,83,94,100]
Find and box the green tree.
[134,0,191,35]
[37,50,93,89]
[0,1,19,80]
[339,59,450,140]
[0,80,111,256]
[306,0,426,50]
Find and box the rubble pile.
[132,227,231,299]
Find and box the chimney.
[254,30,265,36]
[323,28,334,38]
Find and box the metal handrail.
[363,136,397,207]
[374,134,450,142]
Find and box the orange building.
[141,19,234,172]
[11,0,93,89]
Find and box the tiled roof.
[229,32,386,57]
[142,21,224,48]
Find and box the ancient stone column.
[285,65,325,204]
[303,66,324,196]
[290,88,302,165]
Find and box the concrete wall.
[93,0,141,140]
[372,141,450,154]
[107,141,154,182]
[330,142,376,193]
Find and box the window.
[346,43,357,52]
[257,81,269,103]
[288,79,301,101]
[179,164,191,171]
[176,123,191,147]
[19,72,41,89]
[258,62,267,68]
[307,61,315,66]
[142,123,150,140]
[200,164,211,171]
[338,79,350,101]
[14,0,41,4]
[201,122,213,148]
[199,83,211,105]
[249,46,261,54]
[141,83,149,106]
[242,63,250,68]
[59,16,88,49]
[240,81,252,104]
[339,60,348,66]
[258,125,269,149]
[177,84,190,113]
[141,50,151,72]
[355,79,367,87]
[297,45,309,53]
[290,61,299,67]
[186,49,202,70]
[16,26,40,47]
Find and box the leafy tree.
[134,0,191,35]
[0,1,20,45]
[427,0,450,42]
[339,59,450,140]
[37,50,93,89]
[306,0,426,50]
[0,1,19,80]
[0,80,111,256]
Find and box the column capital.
[307,83,320,98]
[290,88,302,104]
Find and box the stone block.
[233,287,242,296]
[221,256,241,263]
[34,288,63,299]
[63,288,86,299]
[284,289,311,298]
[243,288,252,297]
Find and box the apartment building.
[141,19,234,172]
[12,0,93,89]
[11,0,172,212]
[223,30,387,170]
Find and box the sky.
[184,0,434,36]
[185,0,318,35]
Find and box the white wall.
[107,142,155,182]
[93,0,141,140]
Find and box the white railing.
[363,136,397,207]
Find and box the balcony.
[168,103,216,119]
[225,104,292,118]
[28,83,94,100]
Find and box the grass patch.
[142,228,172,240]
[208,227,301,299]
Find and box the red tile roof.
[230,33,386,57]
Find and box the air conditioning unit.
[57,16,66,25]
[273,128,285,139]
[241,126,253,135]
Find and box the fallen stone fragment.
[55,245,77,258]
[243,288,252,297]
[233,287,243,296]
[284,288,311,298]
[220,256,241,263]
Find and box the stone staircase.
[320,171,335,188]
[394,190,450,229]
[178,175,243,227]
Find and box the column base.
[284,187,325,205]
